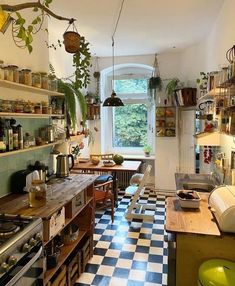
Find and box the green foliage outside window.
[114,79,147,94]
[113,104,148,148]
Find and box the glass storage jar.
[40,72,49,89]
[29,180,46,208]
[34,102,42,114]
[1,100,13,112]
[48,76,58,91]
[4,65,19,82]
[32,72,41,88]
[14,100,24,113]
[0,60,4,80]
[20,69,32,85]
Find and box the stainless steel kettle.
[56,154,74,177]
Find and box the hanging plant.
[0,1,77,53]
[148,54,162,92]
[63,19,80,54]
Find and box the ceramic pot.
[63,31,80,53]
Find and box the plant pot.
[144,152,150,157]
[63,31,80,53]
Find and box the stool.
[198,259,235,286]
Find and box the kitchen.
[0,0,235,285]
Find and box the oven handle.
[6,245,43,286]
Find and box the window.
[101,65,154,155]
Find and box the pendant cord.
[112,0,125,39]
[112,36,115,91]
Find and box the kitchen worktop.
[165,194,220,236]
[0,174,98,219]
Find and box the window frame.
[101,66,155,155]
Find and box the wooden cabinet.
[0,173,97,286]
[156,106,176,137]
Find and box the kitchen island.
[0,173,98,286]
[165,194,235,286]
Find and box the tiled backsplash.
[0,118,52,197]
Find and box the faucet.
[210,171,222,186]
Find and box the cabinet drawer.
[43,207,65,241]
[65,190,86,218]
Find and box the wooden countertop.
[0,174,98,219]
[165,194,220,236]
[73,160,142,172]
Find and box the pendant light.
[103,37,124,107]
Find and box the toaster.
[209,185,235,233]
[10,169,39,193]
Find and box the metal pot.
[56,154,74,177]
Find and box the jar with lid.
[4,65,19,82]
[29,180,46,207]
[20,69,32,85]
[0,60,4,80]
[14,100,24,113]
[48,75,58,91]
[32,72,41,88]
[2,100,13,112]
[40,72,49,89]
[34,102,42,114]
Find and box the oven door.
[1,242,43,286]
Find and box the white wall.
[179,0,235,177]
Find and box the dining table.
[72,160,142,204]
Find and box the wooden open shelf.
[69,134,85,144]
[0,79,64,97]
[0,140,65,157]
[44,229,87,284]
[0,112,65,118]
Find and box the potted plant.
[143,145,152,157]
[165,78,182,104]
[63,19,81,53]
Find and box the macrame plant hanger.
[148,53,162,103]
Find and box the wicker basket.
[63,31,80,53]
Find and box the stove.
[0,214,43,285]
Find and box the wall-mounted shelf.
[194,132,221,146]
[69,134,85,144]
[156,107,176,137]
[0,79,64,97]
[0,140,65,158]
[0,112,65,118]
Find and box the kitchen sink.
[175,173,219,192]
[182,182,215,192]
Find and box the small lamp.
[103,37,124,107]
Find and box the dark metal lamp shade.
[103,91,124,106]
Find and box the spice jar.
[29,180,46,207]
[40,72,49,89]
[0,60,4,80]
[34,103,42,114]
[32,72,41,88]
[48,75,58,91]
[20,69,32,85]
[4,65,19,82]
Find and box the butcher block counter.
[165,194,235,286]
[0,174,98,285]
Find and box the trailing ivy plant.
[1,0,73,53]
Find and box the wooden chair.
[125,165,154,221]
[94,180,114,223]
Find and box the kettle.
[56,154,74,177]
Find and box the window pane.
[113,104,148,148]
[114,79,147,94]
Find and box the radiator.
[116,171,136,189]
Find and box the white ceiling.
[49,0,224,57]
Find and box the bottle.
[10,119,18,150]
[17,124,23,149]
[5,120,13,151]
[0,119,6,153]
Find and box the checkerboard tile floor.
[75,189,168,286]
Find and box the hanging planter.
[63,19,80,53]
[148,54,162,91]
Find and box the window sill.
[122,154,155,160]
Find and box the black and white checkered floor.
[75,189,168,286]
